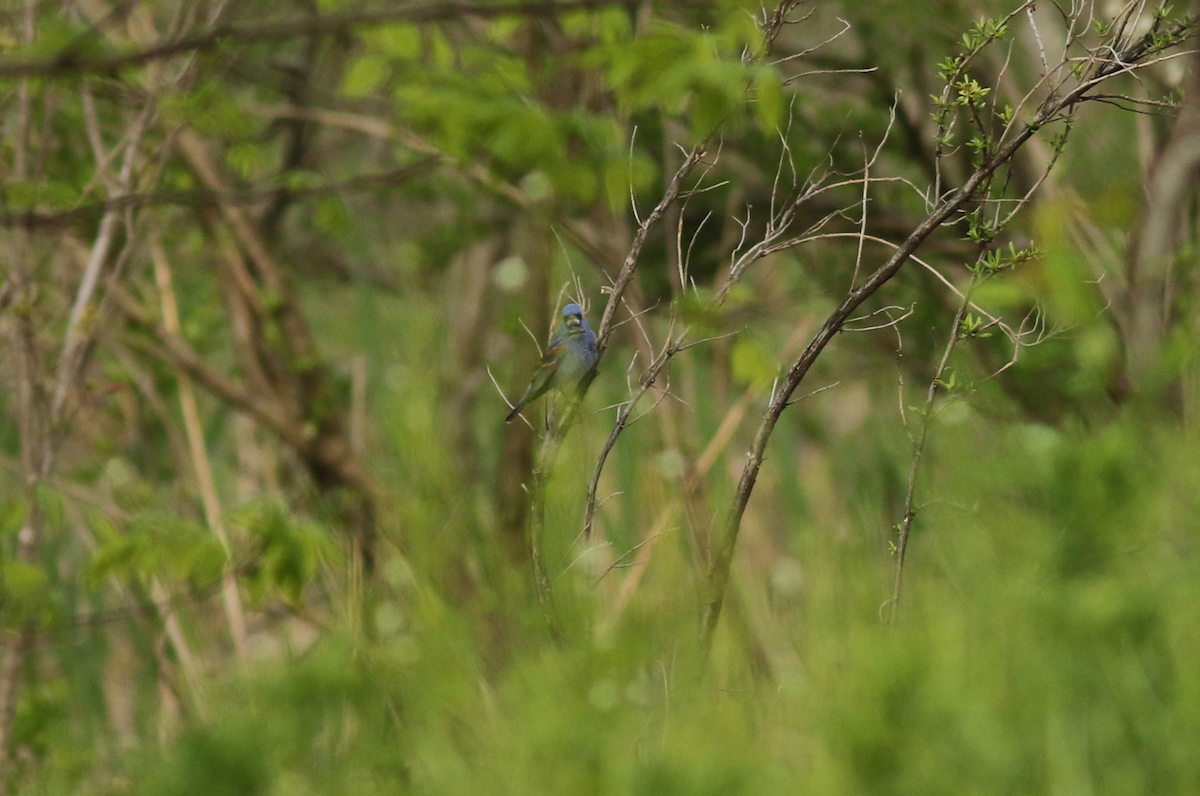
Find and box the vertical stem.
[152,239,249,660]
[0,624,34,788]
[148,576,207,715]
[525,415,571,642]
[889,283,977,625]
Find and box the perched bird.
[506,303,598,423]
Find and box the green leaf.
[732,336,777,390]
[1,560,49,626]
[0,501,24,540]
[490,105,563,170]
[547,160,597,204]
[362,24,422,61]
[313,196,353,237]
[162,80,260,137]
[429,29,455,70]
[88,511,223,589]
[341,53,391,98]
[233,499,334,607]
[225,141,268,181]
[689,62,742,137]
[752,64,785,131]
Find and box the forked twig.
[700,10,1198,651]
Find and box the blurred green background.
[1,0,1199,793]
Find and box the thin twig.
[699,15,1198,651]
[595,148,706,350]
[151,237,248,660]
[582,332,688,538]
[888,278,977,626]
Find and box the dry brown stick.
[597,384,757,637]
[175,130,375,494]
[562,2,811,631]
[147,577,208,716]
[0,622,34,788]
[129,325,303,450]
[152,237,249,660]
[1122,30,1200,384]
[48,92,154,423]
[700,181,994,649]
[176,130,316,357]
[0,162,441,230]
[170,129,378,571]
[107,280,308,456]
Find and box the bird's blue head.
[562,303,587,331]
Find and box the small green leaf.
[313,196,353,237]
[732,336,777,390]
[363,24,421,60]
[752,65,785,131]
[341,53,390,98]
[1,561,49,626]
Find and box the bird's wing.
[523,338,566,400]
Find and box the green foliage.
[13,678,71,762]
[103,415,1200,795]
[3,1,1198,794]
[731,335,777,389]
[340,52,391,98]
[141,722,271,796]
[160,80,260,140]
[88,510,224,591]
[232,499,334,607]
[1,560,50,627]
[589,20,782,138]
[24,16,107,61]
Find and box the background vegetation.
[1,0,1199,793]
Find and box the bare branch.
[842,304,916,333]
[889,276,979,625]
[595,147,706,350]
[583,332,688,539]
[699,12,1199,649]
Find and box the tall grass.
[83,270,1200,795]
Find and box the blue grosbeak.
[506,303,598,423]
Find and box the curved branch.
[697,21,1200,647]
